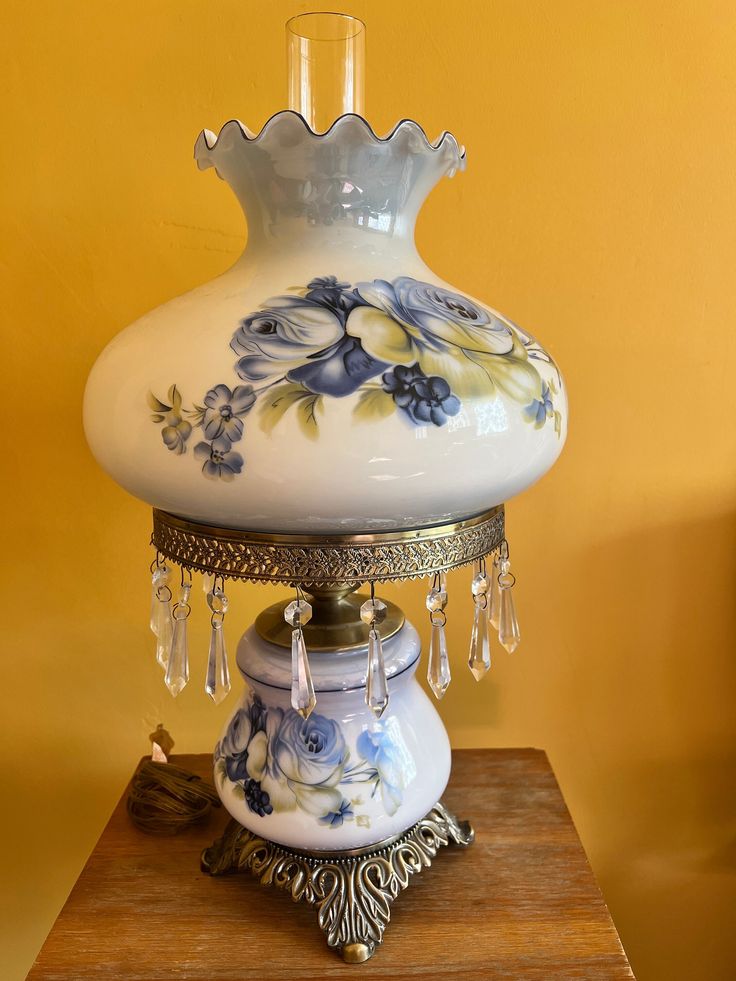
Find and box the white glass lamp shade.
[84,113,566,532]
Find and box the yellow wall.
[2,2,735,978]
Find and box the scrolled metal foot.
[202,800,474,961]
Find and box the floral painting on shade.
[148,275,562,480]
[214,692,415,827]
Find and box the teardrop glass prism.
[468,602,491,680]
[150,565,169,634]
[154,598,173,669]
[427,621,451,699]
[366,628,389,717]
[498,586,521,653]
[150,587,159,636]
[165,617,189,696]
[291,628,316,719]
[488,561,501,629]
[205,623,231,705]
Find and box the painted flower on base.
[218,696,352,822]
[264,709,349,817]
[216,693,414,827]
[319,799,354,827]
[219,697,267,782]
[356,717,416,817]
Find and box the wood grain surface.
[28,749,634,980]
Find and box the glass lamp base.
[201,801,474,962]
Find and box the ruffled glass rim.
[194,109,466,173]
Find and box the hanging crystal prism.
[468,599,491,679]
[285,596,316,718]
[150,561,169,634]
[426,573,450,699]
[498,556,521,653]
[150,561,173,670]
[205,581,231,705]
[202,571,214,594]
[428,620,451,698]
[366,628,389,717]
[291,628,316,718]
[154,590,173,670]
[471,559,490,600]
[165,578,191,697]
[468,559,491,680]
[361,592,389,717]
[488,553,501,629]
[426,576,447,615]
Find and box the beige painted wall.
[2,2,735,978]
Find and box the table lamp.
[84,11,566,962]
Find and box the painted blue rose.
[231,296,344,383]
[236,705,351,819]
[202,383,255,441]
[234,280,384,397]
[357,718,416,817]
[193,437,244,481]
[220,701,262,782]
[354,276,515,356]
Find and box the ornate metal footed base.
[201,801,474,962]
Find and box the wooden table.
[29,749,634,979]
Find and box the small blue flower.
[524,382,554,428]
[161,417,192,454]
[319,798,354,827]
[308,276,349,290]
[305,275,363,324]
[382,363,461,426]
[193,437,244,481]
[202,384,255,442]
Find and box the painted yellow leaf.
[465,343,543,402]
[418,348,491,398]
[147,391,170,412]
[168,384,182,411]
[353,387,395,423]
[259,382,313,435]
[297,394,322,441]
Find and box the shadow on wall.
[561,508,736,981]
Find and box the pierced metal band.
[151,505,505,587]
